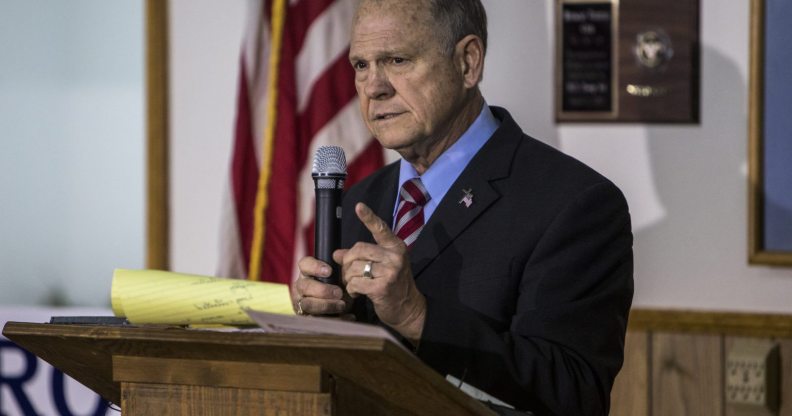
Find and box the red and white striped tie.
[394,178,431,248]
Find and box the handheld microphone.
[311,146,347,286]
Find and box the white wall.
[169,0,248,276]
[169,0,792,313]
[0,1,144,307]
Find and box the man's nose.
[364,67,395,100]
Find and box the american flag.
[218,0,384,284]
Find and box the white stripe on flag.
[297,99,371,234]
[217,182,246,278]
[296,0,358,112]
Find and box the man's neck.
[403,93,484,175]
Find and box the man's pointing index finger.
[355,202,403,248]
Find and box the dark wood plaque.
[556,0,700,122]
[556,1,617,120]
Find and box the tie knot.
[400,178,430,207]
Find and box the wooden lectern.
[2,322,496,415]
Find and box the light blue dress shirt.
[393,104,500,225]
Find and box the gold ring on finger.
[297,297,305,315]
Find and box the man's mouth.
[373,112,403,121]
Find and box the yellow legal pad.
[111,269,294,325]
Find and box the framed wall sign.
[555,0,618,120]
[555,0,700,123]
[748,0,792,266]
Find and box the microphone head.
[312,146,347,177]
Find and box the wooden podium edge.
[3,322,496,415]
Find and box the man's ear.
[455,34,485,89]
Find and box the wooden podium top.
[3,322,495,415]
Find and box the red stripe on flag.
[263,0,274,21]
[298,52,357,153]
[289,0,336,52]
[231,59,260,272]
[347,139,385,186]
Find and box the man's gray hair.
[428,0,488,55]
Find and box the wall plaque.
[555,0,700,123]
[557,1,617,119]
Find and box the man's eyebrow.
[349,48,409,61]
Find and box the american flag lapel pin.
[459,188,474,208]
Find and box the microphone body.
[312,146,347,286]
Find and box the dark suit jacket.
[341,107,633,416]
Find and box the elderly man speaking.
[293,1,633,414]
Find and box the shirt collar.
[395,104,499,222]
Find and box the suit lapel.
[409,109,521,278]
[409,174,499,277]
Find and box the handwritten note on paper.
[111,269,294,325]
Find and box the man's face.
[349,1,467,156]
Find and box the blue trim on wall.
[763,0,792,251]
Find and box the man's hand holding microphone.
[292,147,426,344]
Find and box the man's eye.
[391,57,406,65]
[353,61,367,70]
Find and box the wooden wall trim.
[629,308,792,338]
[747,0,765,264]
[145,0,169,270]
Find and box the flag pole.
[248,0,287,281]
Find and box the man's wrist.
[393,292,426,345]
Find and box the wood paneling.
[612,310,792,416]
[611,330,649,416]
[630,309,792,338]
[121,382,332,416]
[333,376,407,415]
[652,333,722,416]
[778,339,792,416]
[113,356,328,393]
